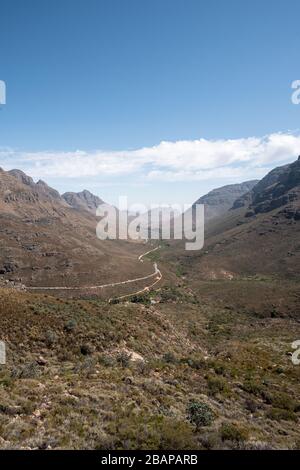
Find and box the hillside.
[170,158,300,280]
[193,180,258,222]
[0,161,299,451]
[0,282,299,450]
[233,156,300,216]
[0,168,150,291]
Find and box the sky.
[0,0,300,206]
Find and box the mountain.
[0,168,149,289]
[232,157,300,218]
[168,158,300,280]
[193,180,258,222]
[8,169,63,201]
[0,168,68,216]
[1,163,299,451]
[62,190,105,214]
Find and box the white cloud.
[1,132,299,182]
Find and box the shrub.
[241,379,264,396]
[116,351,131,368]
[262,391,297,411]
[181,356,206,370]
[160,288,180,303]
[107,413,197,450]
[44,329,58,348]
[80,343,94,356]
[220,423,248,442]
[11,361,40,379]
[244,399,257,413]
[162,352,177,364]
[134,360,150,375]
[213,363,226,376]
[64,319,77,332]
[159,420,197,449]
[130,294,151,305]
[74,357,97,376]
[99,354,116,367]
[187,401,214,429]
[266,407,297,422]
[207,376,228,396]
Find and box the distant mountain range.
[175,157,300,280]
[1,157,299,284]
[1,168,107,215]
[0,167,147,288]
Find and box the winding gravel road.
[27,245,162,301]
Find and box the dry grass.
[0,280,299,449]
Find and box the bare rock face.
[232,157,300,216]
[36,180,62,201]
[2,169,67,207]
[62,190,104,214]
[193,180,258,221]
[8,169,35,187]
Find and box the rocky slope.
[62,190,105,214]
[167,158,300,280]
[193,180,258,222]
[232,157,300,219]
[0,168,149,289]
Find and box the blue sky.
[0,0,300,205]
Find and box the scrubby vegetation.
[0,279,299,449]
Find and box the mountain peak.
[8,169,35,187]
[62,190,105,213]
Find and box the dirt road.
[27,245,162,300]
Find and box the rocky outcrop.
[62,190,105,214]
[231,156,300,215]
[193,180,258,221]
[4,169,67,205]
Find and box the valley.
[0,158,299,450]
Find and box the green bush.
[130,294,151,305]
[187,401,214,429]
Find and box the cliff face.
[193,180,258,221]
